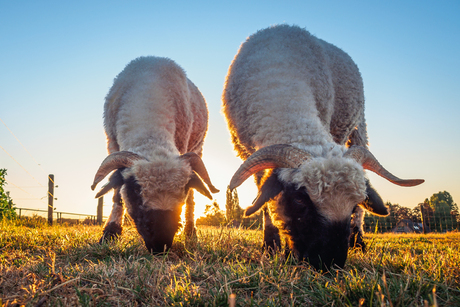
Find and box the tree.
[0,169,17,220]
[196,201,226,226]
[422,191,458,232]
[430,191,457,211]
[387,203,416,221]
[434,201,453,232]
[225,186,243,223]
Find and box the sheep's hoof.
[99,222,122,243]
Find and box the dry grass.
[1,218,459,306]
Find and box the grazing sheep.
[222,25,423,270]
[92,56,219,253]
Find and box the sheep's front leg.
[263,206,281,252]
[253,171,281,253]
[349,206,366,252]
[184,190,196,237]
[99,187,125,243]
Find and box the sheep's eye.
[294,197,304,205]
[291,188,308,206]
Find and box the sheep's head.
[92,151,219,253]
[230,144,423,271]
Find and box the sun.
[178,192,217,226]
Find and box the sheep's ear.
[245,172,283,216]
[359,180,389,216]
[186,172,212,200]
[95,169,125,198]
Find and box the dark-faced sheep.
[222,25,423,270]
[92,56,219,253]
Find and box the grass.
[1,217,459,306]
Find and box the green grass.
[1,218,459,306]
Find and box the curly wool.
[223,24,370,224]
[105,56,208,159]
[122,158,192,212]
[223,24,367,159]
[104,56,208,211]
[284,157,366,221]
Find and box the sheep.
[91,56,219,253]
[222,24,423,270]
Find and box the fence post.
[420,203,427,234]
[97,196,103,225]
[48,174,54,225]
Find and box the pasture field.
[1,218,459,306]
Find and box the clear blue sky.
[1,1,459,219]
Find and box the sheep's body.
[224,24,366,158]
[104,57,208,158]
[93,56,217,252]
[223,25,369,249]
[223,25,422,270]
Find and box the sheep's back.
[320,39,366,145]
[223,25,365,157]
[104,56,207,157]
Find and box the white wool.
[121,158,192,212]
[104,56,209,211]
[223,24,367,160]
[105,56,207,159]
[223,24,369,223]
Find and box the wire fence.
[364,208,460,234]
[364,216,459,234]
[228,212,460,234]
[11,207,460,233]
[14,207,106,225]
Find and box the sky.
[1,1,459,220]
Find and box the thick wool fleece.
[280,157,367,222]
[223,24,371,228]
[222,24,368,159]
[121,158,192,212]
[103,56,209,211]
[104,56,208,159]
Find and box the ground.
[1,218,459,306]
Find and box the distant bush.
[0,169,17,220]
[196,201,226,226]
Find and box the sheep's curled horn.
[343,146,424,187]
[91,151,219,198]
[180,152,220,194]
[181,152,220,199]
[229,144,424,191]
[91,151,146,192]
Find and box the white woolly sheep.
[222,24,423,270]
[92,56,219,253]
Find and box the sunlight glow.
[178,193,215,227]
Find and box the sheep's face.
[120,159,191,253]
[270,182,352,271]
[263,158,371,270]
